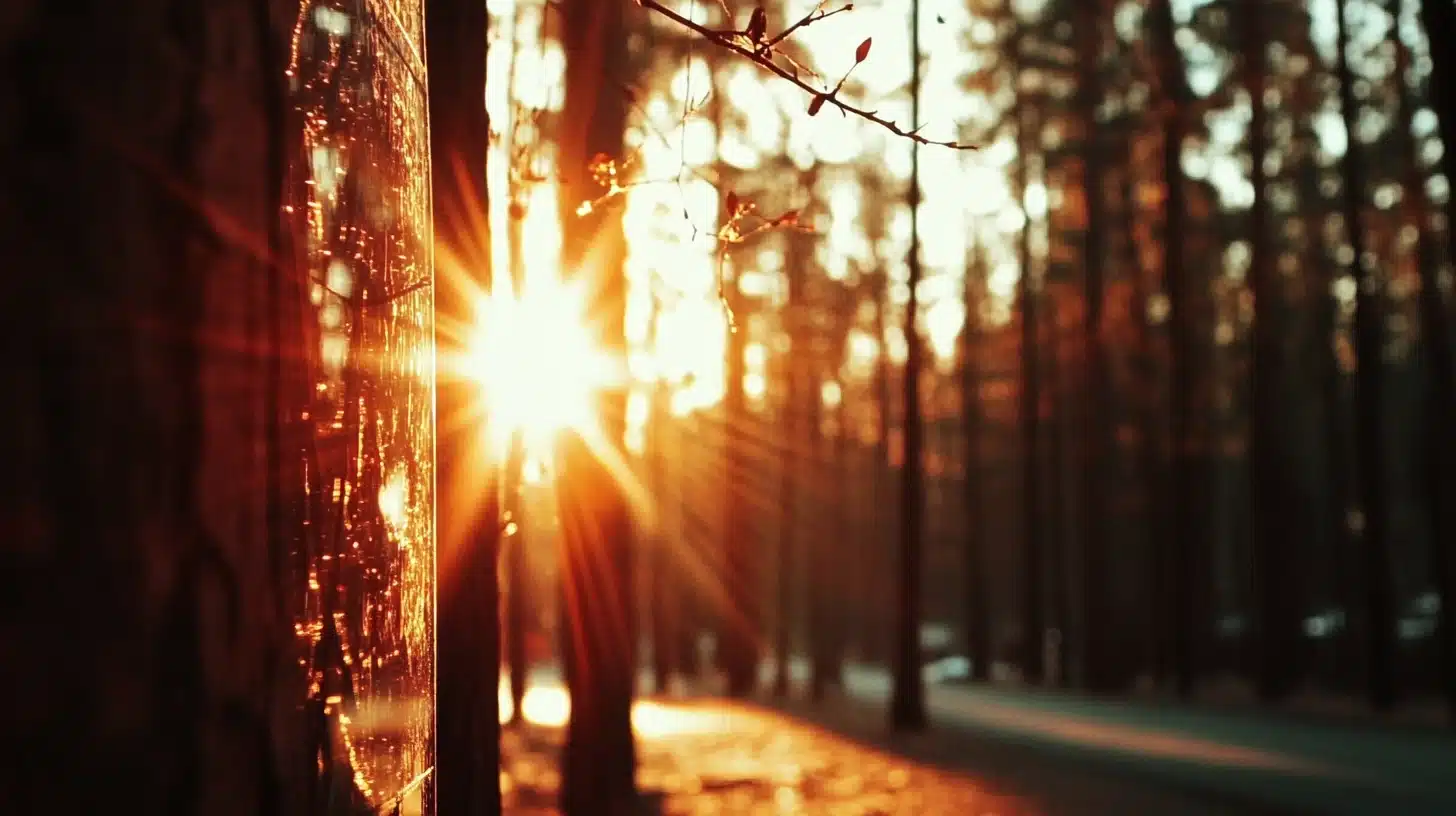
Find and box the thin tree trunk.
[872,274,895,667]
[808,357,831,700]
[963,235,992,683]
[505,432,530,725]
[1014,72,1046,686]
[1334,0,1396,711]
[1420,0,1456,243]
[557,0,637,810]
[674,412,701,678]
[774,368,798,697]
[1241,0,1300,703]
[649,302,676,694]
[1149,0,1199,699]
[1073,0,1117,693]
[1046,290,1073,687]
[891,0,929,731]
[775,242,804,697]
[1293,48,1358,690]
[502,0,532,726]
[723,270,757,697]
[1397,0,1456,721]
[426,0,502,809]
[1119,140,1168,688]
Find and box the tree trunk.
[674,413,702,679]
[505,432,530,725]
[891,0,929,731]
[808,360,831,701]
[1149,0,1198,701]
[775,248,804,698]
[649,306,676,695]
[1240,0,1301,704]
[2,1,322,812]
[1073,0,1117,693]
[1119,138,1168,688]
[557,0,637,810]
[1420,0,1456,244]
[1014,62,1046,686]
[1399,0,1456,722]
[427,0,502,809]
[722,251,758,698]
[1334,0,1396,710]
[871,273,895,668]
[503,10,533,723]
[1046,288,1073,688]
[963,238,992,683]
[1292,43,1358,691]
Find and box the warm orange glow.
[463,279,615,455]
[497,680,742,737]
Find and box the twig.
[713,194,817,329]
[765,1,852,49]
[637,0,975,150]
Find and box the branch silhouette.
[636,0,975,150]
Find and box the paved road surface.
[831,663,1456,816]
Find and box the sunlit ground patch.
[497,681,750,737]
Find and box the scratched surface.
[288,0,434,809]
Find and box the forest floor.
[497,690,1254,815]
[496,662,1456,815]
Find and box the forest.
[3,0,1454,814]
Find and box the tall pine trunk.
[1073,0,1117,692]
[1406,0,1456,722]
[891,0,929,731]
[775,230,807,698]
[963,238,992,683]
[502,2,533,725]
[426,0,502,809]
[872,271,895,667]
[1149,0,1198,696]
[557,0,637,810]
[722,259,758,697]
[648,303,677,694]
[1013,49,1046,685]
[1420,0,1456,239]
[1335,0,1396,710]
[504,432,530,724]
[1046,287,1073,687]
[1119,138,1167,687]
[1241,0,1301,703]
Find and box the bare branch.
[637,0,975,150]
[713,194,817,329]
[766,1,852,49]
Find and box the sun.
[464,278,612,454]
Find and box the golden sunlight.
[464,280,613,454]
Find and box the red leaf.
[746,7,767,42]
[808,94,826,116]
[726,191,739,215]
[855,37,872,63]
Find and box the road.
[502,673,1252,815]
[503,661,1455,814]
[824,662,1456,816]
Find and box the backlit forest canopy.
[487,0,1449,687]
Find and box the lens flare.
[463,279,615,455]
